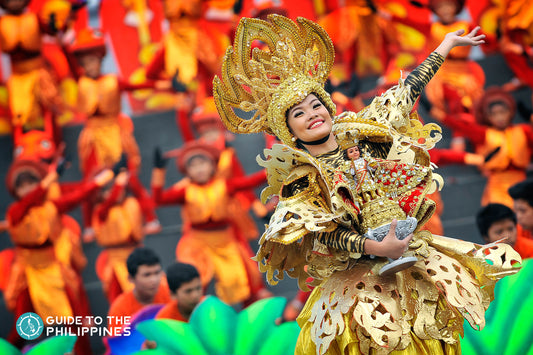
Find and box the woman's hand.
[364,219,413,259]
[435,26,486,57]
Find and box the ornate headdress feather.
[213,15,336,147]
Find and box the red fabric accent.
[97,183,124,222]
[442,113,487,147]
[177,110,195,142]
[429,149,467,166]
[145,46,166,80]
[152,185,186,205]
[7,186,47,226]
[53,182,98,214]
[226,170,267,195]
[128,174,157,222]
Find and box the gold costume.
[214,16,521,354]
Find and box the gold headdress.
[213,15,336,147]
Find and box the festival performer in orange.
[4,159,112,353]
[499,0,533,100]
[69,28,161,237]
[144,0,229,108]
[0,0,75,145]
[442,87,533,207]
[175,96,269,241]
[384,0,485,119]
[151,141,271,305]
[92,168,153,303]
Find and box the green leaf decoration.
[257,321,300,355]
[0,338,20,355]
[26,335,77,355]
[462,258,533,354]
[136,319,209,355]
[131,349,171,355]
[234,297,286,355]
[135,297,299,355]
[0,336,77,355]
[189,296,237,355]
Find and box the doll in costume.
[213,15,521,354]
[151,141,271,305]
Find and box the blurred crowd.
[0,0,533,353]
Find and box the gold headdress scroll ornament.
[213,15,336,147]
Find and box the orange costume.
[145,0,228,106]
[107,283,171,331]
[155,299,189,321]
[391,0,485,114]
[152,144,267,305]
[499,0,533,89]
[514,225,533,259]
[0,0,71,143]
[70,29,158,228]
[442,90,533,207]
[93,181,145,303]
[4,160,97,351]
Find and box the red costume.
[390,0,485,116]
[145,0,229,107]
[0,0,74,145]
[69,28,158,230]
[93,177,147,303]
[4,160,100,353]
[152,141,268,305]
[443,88,533,207]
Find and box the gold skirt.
[295,233,520,355]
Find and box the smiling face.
[286,94,333,143]
[346,146,360,160]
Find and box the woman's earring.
[291,136,297,142]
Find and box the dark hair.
[14,171,40,189]
[126,247,161,277]
[476,203,516,239]
[166,262,200,293]
[509,179,533,207]
[487,100,510,114]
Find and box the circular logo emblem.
[16,312,44,340]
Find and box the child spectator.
[155,262,204,321]
[509,179,533,241]
[476,203,533,258]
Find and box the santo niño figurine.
[343,142,418,275]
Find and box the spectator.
[476,203,533,258]
[156,262,203,321]
[509,179,533,241]
[107,247,170,332]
